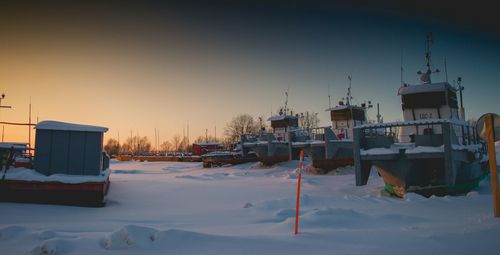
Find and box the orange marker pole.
[485,114,500,217]
[294,150,304,235]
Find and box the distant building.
[34,121,109,176]
[192,142,224,156]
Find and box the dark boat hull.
[306,141,354,173]
[367,153,487,197]
[0,177,110,207]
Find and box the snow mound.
[112,170,149,174]
[176,173,230,181]
[102,225,157,250]
[38,230,57,241]
[257,208,299,223]
[404,192,427,202]
[292,207,371,229]
[32,238,74,255]
[0,225,28,241]
[162,163,202,172]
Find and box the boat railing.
[354,119,483,187]
[354,119,479,148]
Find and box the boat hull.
[367,153,487,197]
[0,177,110,207]
[306,141,354,173]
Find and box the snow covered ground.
[1,151,500,254]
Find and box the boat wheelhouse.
[305,78,373,172]
[242,111,310,165]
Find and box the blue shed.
[34,121,109,176]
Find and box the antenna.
[417,32,440,84]
[376,103,382,123]
[328,83,332,109]
[284,86,290,115]
[457,77,465,120]
[444,57,448,83]
[347,75,352,105]
[400,49,405,86]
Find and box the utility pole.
[0,93,12,142]
[28,98,32,155]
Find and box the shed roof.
[35,121,108,133]
[0,142,29,150]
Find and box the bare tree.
[171,134,181,151]
[159,140,173,152]
[193,135,221,144]
[224,114,260,143]
[121,136,152,154]
[104,138,120,156]
[299,111,320,129]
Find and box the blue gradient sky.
[1,1,499,143]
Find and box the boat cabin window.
[330,109,366,121]
[402,90,458,109]
[271,118,299,129]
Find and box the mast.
[400,49,404,86]
[28,98,32,155]
[347,75,352,105]
[376,103,382,123]
[458,77,465,120]
[417,32,440,84]
[328,83,332,109]
[284,87,289,115]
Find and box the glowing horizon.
[1,2,499,146]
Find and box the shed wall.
[34,130,104,176]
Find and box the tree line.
[104,112,320,156]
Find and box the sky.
[1,1,499,146]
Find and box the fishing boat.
[353,33,487,197]
[241,110,310,165]
[305,77,374,173]
[241,89,312,166]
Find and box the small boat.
[241,110,310,165]
[201,150,258,168]
[305,77,374,173]
[353,33,487,197]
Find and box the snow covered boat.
[0,121,111,207]
[305,80,373,173]
[201,151,258,168]
[354,33,487,197]
[241,112,310,166]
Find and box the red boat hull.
[0,177,110,207]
